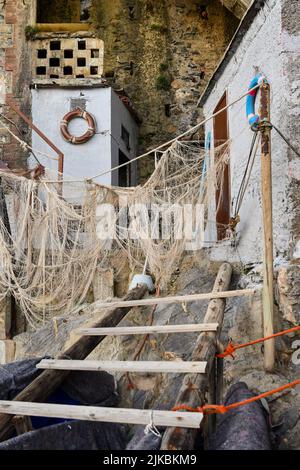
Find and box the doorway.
[213,92,230,240]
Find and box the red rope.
[173,379,300,415]
[216,325,300,359]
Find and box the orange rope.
[172,379,300,415]
[216,325,300,359]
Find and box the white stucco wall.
[31,87,139,189]
[202,0,295,265]
[110,90,139,187]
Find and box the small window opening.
[90,66,98,75]
[77,58,86,67]
[50,57,60,67]
[165,104,171,117]
[91,49,99,58]
[36,66,46,75]
[78,40,86,50]
[130,61,134,76]
[64,66,73,76]
[50,74,59,79]
[128,6,135,19]
[76,75,85,79]
[37,49,47,59]
[50,41,61,51]
[118,150,131,187]
[121,125,130,151]
[200,68,206,80]
[64,50,74,59]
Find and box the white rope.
[87,84,259,182]
[0,118,59,162]
[38,83,259,185]
[144,410,161,438]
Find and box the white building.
[31,85,139,187]
[199,0,300,266]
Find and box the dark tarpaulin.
[0,420,126,450]
[0,358,126,450]
[208,382,272,450]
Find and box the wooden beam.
[76,323,219,336]
[36,359,207,374]
[260,82,275,372]
[161,262,232,450]
[0,401,203,429]
[35,23,91,32]
[92,288,257,310]
[0,285,148,442]
[12,415,33,436]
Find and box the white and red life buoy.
[60,108,96,144]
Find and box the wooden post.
[260,82,275,372]
[160,262,232,450]
[0,285,148,442]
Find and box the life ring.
[60,108,96,144]
[246,73,266,128]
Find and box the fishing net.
[0,138,230,328]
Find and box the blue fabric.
[30,388,80,429]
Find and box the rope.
[267,121,300,158]
[216,325,300,359]
[172,379,300,416]
[0,117,59,162]
[72,84,259,184]
[233,132,260,218]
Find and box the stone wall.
[0,0,35,169]
[90,0,238,181]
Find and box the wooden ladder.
[0,263,259,440]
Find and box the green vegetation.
[156,74,171,91]
[159,62,169,72]
[25,25,40,41]
[150,23,168,34]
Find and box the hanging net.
[0,138,230,329]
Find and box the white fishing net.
[0,139,230,328]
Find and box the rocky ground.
[13,252,300,450]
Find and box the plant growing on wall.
[156,74,171,91]
[25,25,40,41]
[150,23,168,34]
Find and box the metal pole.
[7,99,64,178]
[259,82,275,372]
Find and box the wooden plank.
[93,288,257,310]
[161,262,232,450]
[76,323,219,336]
[0,285,148,442]
[0,401,203,429]
[260,82,275,372]
[37,359,207,374]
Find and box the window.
[37,49,47,58]
[121,125,130,151]
[49,57,60,67]
[77,58,86,67]
[50,41,61,51]
[63,66,73,75]
[64,50,73,58]
[78,40,86,50]
[213,92,230,240]
[118,150,131,187]
[36,0,81,23]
